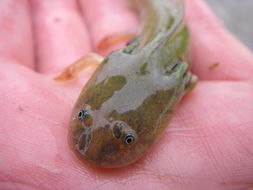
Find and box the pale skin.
[0,0,253,189]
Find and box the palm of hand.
[1,0,253,189]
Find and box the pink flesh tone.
[79,0,138,55]
[0,0,253,189]
[31,0,91,74]
[0,0,34,68]
[185,0,253,80]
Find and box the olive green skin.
[68,0,197,168]
[68,22,196,167]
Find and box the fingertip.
[79,0,138,54]
[0,0,34,68]
[31,0,92,74]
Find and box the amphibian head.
[69,107,147,167]
[68,51,195,168]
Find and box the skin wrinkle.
[1,114,61,179]
[2,147,59,189]
[108,174,143,189]
[111,168,164,189]
[89,168,116,190]
[221,116,253,157]
[167,126,204,132]
[93,181,112,190]
[236,121,253,147]
[219,115,253,164]
[215,88,253,123]
[198,129,228,184]
[139,149,188,186]
[23,165,76,190]
[169,133,206,138]
[92,173,129,190]
[143,136,189,181]
[1,168,44,190]
[159,174,201,187]
[211,85,253,161]
[207,139,232,182]
[0,181,41,190]
[182,143,203,157]
[221,182,253,190]
[229,167,253,185]
[193,103,235,182]
[0,174,15,189]
[25,172,47,190]
[148,167,203,190]
[167,118,206,138]
[155,154,191,183]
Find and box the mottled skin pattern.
[68,0,197,168]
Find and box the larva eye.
[78,108,89,122]
[123,134,135,146]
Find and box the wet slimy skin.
[68,0,197,168]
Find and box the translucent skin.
[68,0,196,168]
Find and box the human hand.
[0,0,253,189]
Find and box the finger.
[79,0,138,55]
[185,0,253,81]
[0,0,34,68]
[31,0,91,75]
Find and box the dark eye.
[123,134,135,146]
[78,108,89,122]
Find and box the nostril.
[78,107,89,122]
[113,122,124,139]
